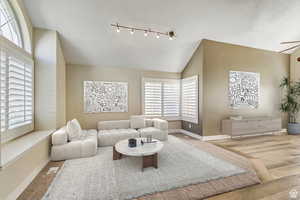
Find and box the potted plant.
[280,77,300,134]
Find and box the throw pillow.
[66,119,82,141]
[130,115,146,129]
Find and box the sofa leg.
[113,146,122,160]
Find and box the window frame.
[0,0,23,48]
[142,77,181,121]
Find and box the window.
[0,0,33,143]
[181,76,198,123]
[142,78,180,120]
[0,0,22,48]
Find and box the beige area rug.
[43,136,260,200]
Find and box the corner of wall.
[34,28,67,130]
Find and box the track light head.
[156,33,160,39]
[168,31,175,40]
[144,30,148,37]
[130,28,135,35]
[116,23,120,33]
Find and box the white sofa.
[51,126,98,161]
[98,118,168,147]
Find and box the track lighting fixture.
[111,23,176,40]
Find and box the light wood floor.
[211,134,300,180]
[208,133,300,200]
[18,133,300,200]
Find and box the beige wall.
[181,42,204,134]
[34,28,57,130]
[181,40,290,136]
[56,36,66,128]
[202,40,289,136]
[66,64,181,129]
[0,137,50,200]
[34,28,66,130]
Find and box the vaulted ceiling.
[24,0,300,72]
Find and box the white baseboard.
[168,129,202,140]
[6,158,50,200]
[168,129,181,134]
[202,135,231,141]
[179,129,202,140]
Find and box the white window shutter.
[163,81,180,118]
[143,78,181,119]
[0,49,7,132]
[144,81,162,116]
[0,41,33,142]
[7,56,32,129]
[182,76,198,123]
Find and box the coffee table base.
[142,153,157,171]
[113,146,122,160]
[113,146,158,171]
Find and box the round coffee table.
[113,138,164,171]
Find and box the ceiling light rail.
[111,23,176,40]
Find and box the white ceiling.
[24,0,300,72]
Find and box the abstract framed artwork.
[83,81,128,113]
[229,71,260,109]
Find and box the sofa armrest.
[52,126,68,145]
[153,118,168,131]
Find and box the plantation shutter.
[0,49,6,132]
[181,76,198,123]
[163,81,180,118]
[8,55,33,129]
[144,81,162,116]
[143,78,181,119]
[0,39,34,142]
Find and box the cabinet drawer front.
[231,118,282,136]
[258,119,281,130]
[232,121,258,133]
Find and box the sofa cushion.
[130,115,145,129]
[98,120,130,130]
[139,127,168,141]
[67,119,82,141]
[153,118,168,130]
[145,119,153,127]
[98,128,139,147]
[52,126,68,145]
[139,127,161,135]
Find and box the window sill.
[0,130,55,169]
